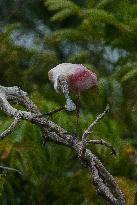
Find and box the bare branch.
[87,139,117,155]
[37,106,65,117]
[89,157,118,204]
[0,86,125,205]
[0,93,32,119]
[83,150,125,205]
[4,86,40,114]
[82,104,109,141]
[0,165,22,175]
[0,114,20,140]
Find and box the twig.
[37,106,65,117]
[0,112,20,140]
[82,104,109,141]
[81,105,110,160]
[0,165,22,175]
[87,139,117,155]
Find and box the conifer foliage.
[0,0,137,204]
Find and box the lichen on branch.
[0,85,125,205]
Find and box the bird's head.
[48,70,53,82]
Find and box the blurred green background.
[0,0,137,204]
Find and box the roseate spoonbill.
[48,63,98,135]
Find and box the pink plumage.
[68,66,97,93]
[48,63,97,93]
[48,63,97,111]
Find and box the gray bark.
[0,85,126,205]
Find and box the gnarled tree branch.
[0,85,126,205]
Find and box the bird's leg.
[58,76,76,111]
[75,92,80,138]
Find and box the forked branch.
[82,104,109,141]
[0,85,125,205]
